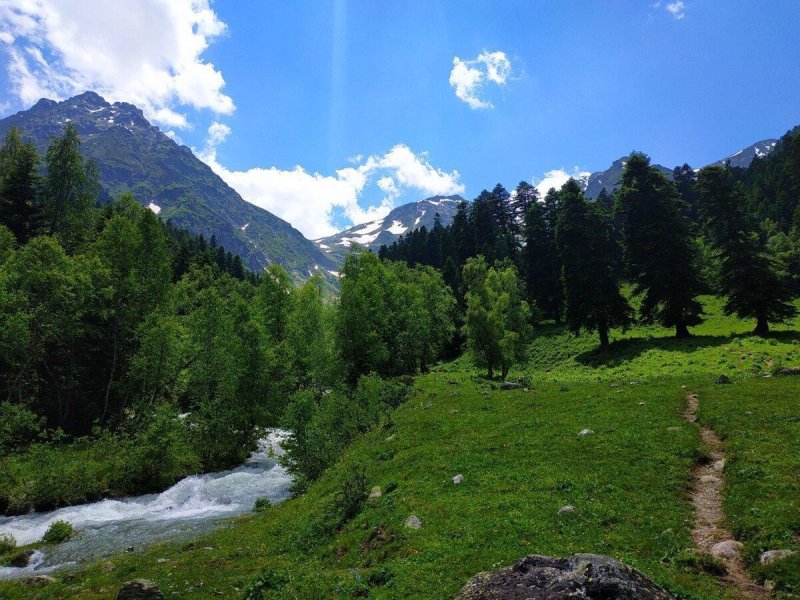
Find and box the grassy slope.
[1,296,798,599]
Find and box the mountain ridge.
[0,91,336,279]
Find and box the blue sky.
[1,1,799,238]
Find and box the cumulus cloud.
[0,0,233,127]
[449,50,511,109]
[665,1,686,19]
[198,131,464,239]
[533,167,591,196]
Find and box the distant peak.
[32,98,57,110]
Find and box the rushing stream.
[0,430,293,579]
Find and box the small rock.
[700,475,721,485]
[117,579,165,600]
[369,486,382,498]
[500,381,520,390]
[385,434,396,442]
[558,505,576,514]
[638,402,645,406]
[156,558,170,564]
[9,549,35,568]
[715,374,731,384]
[404,515,422,529]
[710,540,744,560]
[202,546,214,550]
[760,549,796,565]
[712,459,725,472]
[578,429,594,436]
[777,366,800,376]
[667,426,681,432]
[102,561,117,573]
[22,575,56,587]
[125,545,135,552]
[448,380,459,385]
[453,474,463,485]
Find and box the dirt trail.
[684,392,767,599]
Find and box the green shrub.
[0,533,16,554]
[0,402,44,453]
[335,464,368,524]
[42,520,74,544]
[242,567,289,599]
[253,497,271,512]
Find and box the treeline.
[381,129,800,346]
[0,125,459,506]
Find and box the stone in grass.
[117,579,165,600]
[760,549,797,565]
[710,540,744,560]
[715,374,732,384]
[453,474,464,485]
[369,486,382,498]
[500,381,521,390]
[404,515,422,530]
[558,505,576,515]
[777,366,800,376]
[456,554,675,599]
[578,428,594,436]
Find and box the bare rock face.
[117,579,164,600]
[456,554,675,599]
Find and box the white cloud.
[533,167,591,196]
[449,50,511,109]
[665,1,686,19]
[0,0,233,127]
[198,137,464,240]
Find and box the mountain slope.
[0,92,335,278]
[315,195,463,266]
[583,157,673,199]
[708,138,778,169]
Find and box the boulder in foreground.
[456,554,675,599]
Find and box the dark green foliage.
[0,534,15,555]
[253,497,271,512]
[0,127,40,243]
[696,165,797,335]
[556,180,632,347]
[242,567,289,599]
[0,402,43,453]
[42,520,74,544]
[522,187,562,323]
[616,153,704,337]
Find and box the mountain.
[709,138,778,169]
[0,92,335,279]
[583,157,673,199]
[314,195,464,266]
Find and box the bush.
[281,375,414,483]
[0,402,44,453]
[335,464,368,524]
[253,497,271,512]
[0,534,16,554]
[42,520,74,544]
[242,566,289,599]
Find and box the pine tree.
[696,166,796,335]
[616,152,703,338]
[556,180,631,348]
[522,198,562,323]
[42,124,98,251]
[0,127,41,242]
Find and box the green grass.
[697,377,800,596]
[1,296,798,599]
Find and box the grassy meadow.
[1,295,798,599]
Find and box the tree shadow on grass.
[575,334,734,369]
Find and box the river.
[0,430,293,579]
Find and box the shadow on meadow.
[574,329,800,369]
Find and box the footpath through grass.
[1,296,798,599]
[697,377,800,597]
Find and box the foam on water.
[0,430,293,578]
